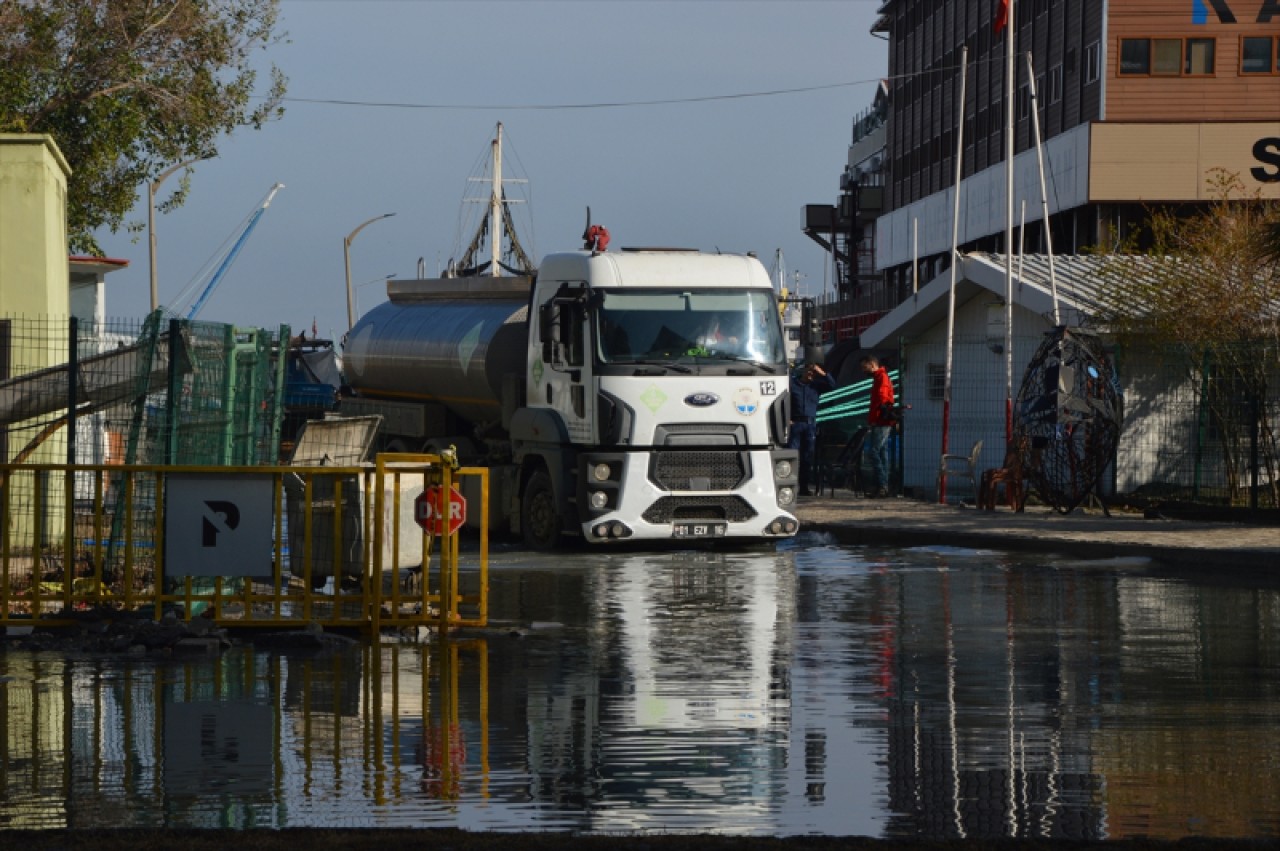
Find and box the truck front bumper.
[577,448,800,543]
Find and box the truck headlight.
[590,490,609,509]
[778,486,795,506]
[592,463,611,482]
[774,459,793,479]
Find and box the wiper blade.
[626,358,693,374]
[711,354,772,372]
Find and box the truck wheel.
[521,470,563,550]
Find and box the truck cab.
[515,249,800,546]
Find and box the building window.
[1048,64,1063,103]
[1119,37,1216,76]
[927,364,946,400]
[1017,83,1030,120]
[1119,38,1150,74]
[1152,38,1182,74]
[1185,38,1215,75]
[1241,36,1279,74]
[1085,41,1100,84]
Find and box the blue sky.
[95,0,888,341]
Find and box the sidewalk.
[793,491,1280,571]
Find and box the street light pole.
[344,213,396,330]
[148,155,210,311]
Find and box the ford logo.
[684,392,719,407]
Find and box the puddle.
[2,543,1278,839]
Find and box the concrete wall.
[0,134,71,317]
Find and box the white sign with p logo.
[164,473,274,578]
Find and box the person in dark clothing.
[788,362,836,496]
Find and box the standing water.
[1,534,1278,839]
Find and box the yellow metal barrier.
[0,455,487,632]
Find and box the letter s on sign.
[1252,137,1280,183]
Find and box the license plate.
[672,522,727,538]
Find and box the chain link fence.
[0,311,291,561]
[0,310,290,469]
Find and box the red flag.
[994,0,1009,32]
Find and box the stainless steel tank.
[342,277,532,424]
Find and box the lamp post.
[344,213,396,330]
[148,154,210,311]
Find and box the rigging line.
[169,205,258,314]
[453,136,493,257]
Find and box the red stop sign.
[414,485,467,535]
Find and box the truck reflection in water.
[575,549,793,832]
[1,543,1280,839]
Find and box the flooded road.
[2,533,1279,840]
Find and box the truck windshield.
[594,289,786,366]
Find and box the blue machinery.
[173,182,285,320]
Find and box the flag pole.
[1003,0,1016,446]
[940,47,968,505]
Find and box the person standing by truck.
[861,354,896,498]
[789,361,835,496]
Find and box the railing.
[0,454,488,632]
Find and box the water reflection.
[1,541,1279,838]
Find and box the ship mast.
[491,122,503,277]
[454,121,534,277]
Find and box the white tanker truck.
[339,246,803,548]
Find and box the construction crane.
[169,182,285,320]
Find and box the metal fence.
[817,333,1280,509]
[0,311,290,469]
[0,458,489,632]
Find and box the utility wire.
[277,78,886,111]
[273,58,1006,112]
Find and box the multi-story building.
[802,0,1279,500]
[803,83,890,345]
[868,0,1279,298]
[807,0,1279,330]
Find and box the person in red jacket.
[861,355,896,498]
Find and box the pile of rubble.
[1,609,358,655]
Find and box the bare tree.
[1092,169,1280,505]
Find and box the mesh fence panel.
[0,311,288,469]
[0,312,291,573]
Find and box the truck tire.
[521,469,563,550]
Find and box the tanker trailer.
[340,248,802,549]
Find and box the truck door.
[537,287,594,442]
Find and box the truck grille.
[642,496,757,524]
[650,450,747,491]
